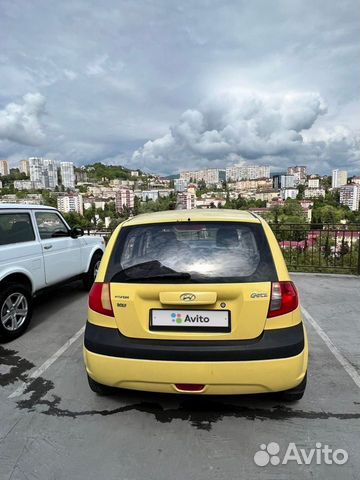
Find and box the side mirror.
[70,226,84,238]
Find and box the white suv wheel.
[1,293,29,331]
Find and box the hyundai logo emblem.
[180,293,196,301]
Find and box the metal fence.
[88,224,360,275]
[270,223,360,275]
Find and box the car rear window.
[106,221,277,283]
[0,213,35,245]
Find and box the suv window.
[0,213,35,245]
[35,212,69,239]
[106,221,277,284]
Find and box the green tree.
[62,212,86,228]
[319,205,342,224]
[296,184,305,200]
[15,190,28,199]
[42,191,58,208]
[77,184,88,193]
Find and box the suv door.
[0,210,44,290]
[34,211,81,285]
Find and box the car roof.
[0,203,57,211]
[124,209,261,226]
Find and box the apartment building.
[29,157,60,189]
[60,162,75,189]
[110,179,135,188]
[225,164,270,181]
[332,169,348,188]
[235,178,273,191]
[158,189,173,198]
[196,198,226,208]
[177,192,196,210]
[308,178,320,188]
[287,166,307,182]
[87,186,103,196]
[253,190,279,202]
[339,184,360,211]
[180,168,225,185]
[174,178,188,192]
[272,175,282,190]
[84,199,107,211]
[100,188,117,199]
[75,170,88,183]
[14,180,44,190]
[29,157,45,187]
[43,159,58,189]
[0,194,43,205]
[19,159,30,176]
[304,188,325,199]
[57,194,84,215]
[137,190,159,202]
[115,188,135,212]
[281,188,298,200]
[280,175,296,188]
[0,160,9,176]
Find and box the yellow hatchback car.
[84,210,308,401]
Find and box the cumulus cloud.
[132,91,333,172]
[302,125,360,173]
[0,1,358,173]
[0,93,46,146]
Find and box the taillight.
[89,282,114,317]
[267,281,298,318]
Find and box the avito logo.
[171,313,210,323]
[171,313,183,324]
[184,314,210,323]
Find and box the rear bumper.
[84,322,308,394]
[84,321,305,361]
[84,347,308,395]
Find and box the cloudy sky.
[0,0,359,175]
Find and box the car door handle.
[44,244,53,250]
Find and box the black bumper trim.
[84,322,304,362]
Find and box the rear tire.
[0,283,33,341]
[83,252,103,291]
[277,373,307,402]
[87,374,114,395]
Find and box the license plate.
[150,309,230,332]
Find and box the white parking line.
[8,308,360,398]
[301,306,360,390]
[8,325,85,399]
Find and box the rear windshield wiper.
[123,272,191,282]
[110,260,191,282]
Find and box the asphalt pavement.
[0,274,359,480]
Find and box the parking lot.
[0,273,359,480]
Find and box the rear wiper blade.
[111,260,191,282]
[125,272,191,282]
[121,260,173,275]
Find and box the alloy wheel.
[1,293,28,331]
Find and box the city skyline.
[1,157,359,181]
[0,1,359,176]
[0,157,360,183]
[1,155,359,213]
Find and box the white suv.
[0,204,105,340]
